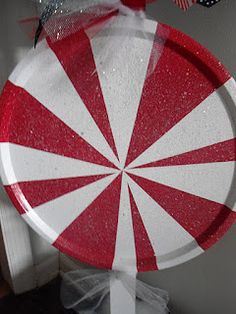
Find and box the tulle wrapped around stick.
[19,0,168,79]
[61,270,169,314]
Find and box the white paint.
[23,211,59,244]
[127,175,204,269]
[0,184,36,294]
[127,162,236,211]
[0,143,118,185]
[28,227,59,287]
[91,16,157,167]
[23,173,118,243]
[9,40,119,168]
[127,80,235,169]
[112,173,137,272]
[0,142,17,185]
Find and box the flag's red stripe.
[182,0,187,10]
[54,175,122,269]
[174,0,197,10]
[128,187,158,271]
[138,138,236,168]
[128,174,236,250]
[47,30,119,160]
[0,81,115,168]
[125,24,230,167]
[5,175,109,213]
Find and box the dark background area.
[0,277,75,314]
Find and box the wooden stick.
[110,271,136,314]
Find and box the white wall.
[0,0,37,90]
[0,0,236,312]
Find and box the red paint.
[54,175,122,269]
[121,0,146,10]
[0,81,116,168]
[125,24,231,167]
[47,31,119,160]
[129,187,158,271]
[139,138,236,168]
[4,185,28,215]
[0,20,235,271]
[5,175,109,212]
[129,174,236,250]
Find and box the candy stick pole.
[110,271,136,314]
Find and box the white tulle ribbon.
[34,0,146,46]
[32,0,167,78]
[61,270,169,314]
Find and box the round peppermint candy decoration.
[0,17,236,272]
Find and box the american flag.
[173,0,197,10]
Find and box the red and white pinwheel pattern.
[0,18,236,272]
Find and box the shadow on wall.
[0,0,36,91]
[147,0,236,78]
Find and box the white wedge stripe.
[127,175,203,269]
[127,79,235,169]
[0,143,118,185]
[112,173,137,272]
[91,16,158,167]
[23,173,118,243]
[9,40,119,168]
[127,161,236,211]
